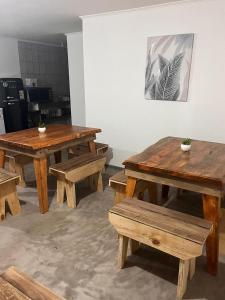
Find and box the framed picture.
[145,33,194,102]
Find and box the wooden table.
[123,136,225,276]
[0,124,101,214]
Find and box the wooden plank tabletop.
[109,198,212,245]
[123,137,225,188]
[0,124,101,151]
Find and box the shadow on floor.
[123,245,225,300]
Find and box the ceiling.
[0,0,184,45]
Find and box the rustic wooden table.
[123,136,225,276]
[0,124,101,214]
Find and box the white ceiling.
[0,0,184,45]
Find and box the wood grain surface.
[109,198,212,245]
[0,124,101,150]
[1,267,64,300]
[0,277,31,300]
[123,137,225,188]
[50,153,104,174]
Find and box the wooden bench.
[50,153,106,208]
[6,153,32,187]
[1,266,64,300]
[0,169,21,221]
[69,142,108,157]
[109,170,157,204]
[109,171,172,204]
[109,198,212,300]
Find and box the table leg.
[202,194,219,276]
[148,182,158,204]
[54,151,62,164]
[162,185,170,200]
[126,176,137,198]
[88,141,96,153]
[34,157,48,214]
[126,176,139,253]
[0,149,5,168]
[87,141,97,188]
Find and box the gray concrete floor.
[0,164,225,300]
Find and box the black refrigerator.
[0,78,28,133]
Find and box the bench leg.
[88,176,94,190]
[97,149,106,173]
[15,162,26,188]
[8,157,16,173]
[96,172,103,192]
[0,195,5,221]
[115,191,126,204]
[1,181,21,216]
[118,235,129,269]
[7,194,21,216]
[8,157,26,188]
[177,259,189,300]
[0,149,5,168]
[130,240,140,254]
[189,258,196,280]
[65,181,76,208]
[56,180,66,204]
[90,172,103,192]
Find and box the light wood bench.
[0,169,21,221]
[6,153,32,187]
[109,198,212,300]
[109,170,157,204]
[1,266,64,300]
[50,153,106,208]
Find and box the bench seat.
[109,198,212,299]
[109,170,157,204]
[50,153,106,208]
[1,266,64,300]
[69,142,108,156]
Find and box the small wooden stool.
[109,170,157,204]
[109,199,212,300]
[1,266,64,299]
[50,153,106,208]
[6,153,32,187]
[0,169,21,221]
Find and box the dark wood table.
[123,136,225,276]
[0,124,101,213]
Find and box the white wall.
[67,32,86,126]
[82,0,225,166]
[0,37,21,78]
